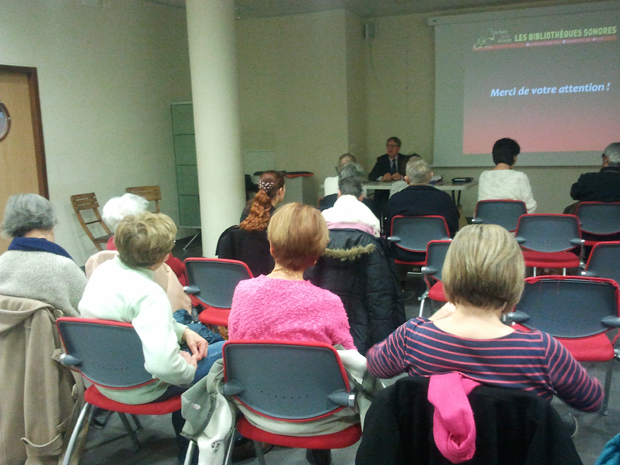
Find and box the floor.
[78,240,619,465]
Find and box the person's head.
[240,171,286,232]
[2,193,57,238]
[405,157,432,185]
[337,153,356,172]
[492,138,521,166]
[114,211,177,269]
[603,143,620,167]
[443,224,525,312]
[386,137,401,159]
[338,176,364,199]
[102,193,149,232]
[267,202,329,272]
[339,162,365,181]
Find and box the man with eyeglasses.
[368,137,408,182]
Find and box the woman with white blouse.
[478,138,537,213]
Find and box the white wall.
[0,0,191,264]
[236,10,352,191]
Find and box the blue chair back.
[389,216,450,253]
[185,258,252,309]
[512,277,620,338]
[473,200,526,232]
[57,318,153,389]
[576,202,620,236]
[585,242,620,287]
[515,214,581,253]
[222,341,351,421]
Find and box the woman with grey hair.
[0,193,86,314]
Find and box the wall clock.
[0,101,10,141]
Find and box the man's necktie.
[390,159,397,175]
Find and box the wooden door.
[0,66,47,253]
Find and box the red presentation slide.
[463,24,619,154]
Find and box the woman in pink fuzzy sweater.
[228,202,355,350]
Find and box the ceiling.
[145,0,558,19]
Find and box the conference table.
[363,180,478,207]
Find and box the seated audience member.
[240,170,285,223]
[478,138,537,213]
[79,212,225,462]
[386,157,460,237]
[319,162,376,215]
[0,193,86,314]
[217,171,285,277]
[324,153,356,196]
[0,194,86,465]
[570,142,620,204]
[103,192,186,285]
[321,176,380,237]
[366,224,603,413]
[229,203,358,465]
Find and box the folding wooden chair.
[70,193,113,251]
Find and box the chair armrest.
[581,270,598,277]
[222,380,245,396]
[328,390,356,409]
[470,218,483,224]
[514,236,525,244]
[602,316,620,328]
[184,285,200,295]
[387,236,400,243]
[421,266,438,276]
[570,238,585,246]
[505,310,529,324]
[59,353,81,367]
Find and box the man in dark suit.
[387,157,460,238]
[368,137,408,182]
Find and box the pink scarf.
[428,372,480,463]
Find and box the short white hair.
[604,143,620,165]
[103,193,149,232]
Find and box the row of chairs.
[56,319,360,465]
[70,186,161,251]
[389,201,620,276]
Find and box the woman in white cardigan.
[478,138,537,213]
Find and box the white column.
[186,0,245,257]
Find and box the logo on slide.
[473,28,513,49]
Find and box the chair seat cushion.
[198,306,230,327]
[522,250,579,268]
[513,324,613,362]
[236,416,361,449]
[556,334,615,362]
[428,282,446,302]
[85,385,182,414]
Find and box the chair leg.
[62,402,94,465]
[601,360,614,415]
[131,414,143,433]
[254,440,267,465]
[223,428,236,465]
[118,413,141,451]
[419,298,426,318]
[184,440,197,465]
[532,267,537,277]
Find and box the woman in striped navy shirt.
[366,224,603,412]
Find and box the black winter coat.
[305,228,405,355]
